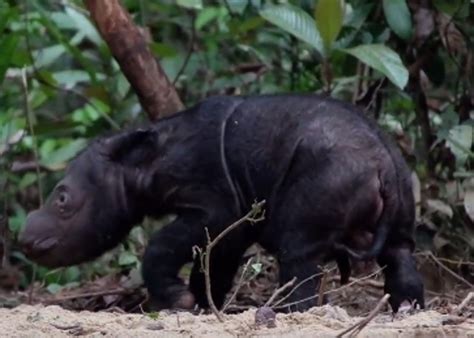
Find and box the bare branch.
[317,269,329,306]
[336,294,390,337]
[273,267,385,310]
[451,292,474,315]
[265,277,297,307]
[427,252,473,288]
[202,200,266,322]
[271,267,336,308]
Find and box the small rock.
[255,306,276,328]
[442,316,466,326]
[26,312,42,322]
[146,322,165,330]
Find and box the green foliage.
[343,44,409,89]
[260,3,324,56]
[315,0,345,54]
[1,0,473,292]
[259,1,409,89]
[382,0,413,41]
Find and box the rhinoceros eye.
[54,189,70,214]
[58,192,69,206]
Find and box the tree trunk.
[83,0,184,121]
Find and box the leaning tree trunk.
[83,0,184,121]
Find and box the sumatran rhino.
[19,94,424,312]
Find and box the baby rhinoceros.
[19,94,424,313]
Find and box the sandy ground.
[0,304,473,337]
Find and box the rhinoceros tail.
[336,170,399,261]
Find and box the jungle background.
[0,0,473,315]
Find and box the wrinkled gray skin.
[19,94,424,313]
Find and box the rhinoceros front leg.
[142,213,205,310]
[378,245,425,312]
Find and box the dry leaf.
[436,13,467,56]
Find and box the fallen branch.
[336,293,390,337]
[45,288,130,303]
[427,252,473,288]
[317,269,329,306]
[50,323,81,331]
[273,267,385,310]
[202,200,266,322]
[272,267,336,308]
[264,277,297,307]
[415,252,474,267]
[451,292,474,315]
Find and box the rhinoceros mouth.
[23,237,59,260]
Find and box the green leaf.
[464,192,474,222]
[260,4,324,56]
[19,173,38,190]
[446,125,473,167]
[33,44,66,68]
[426,199,453,219]
[433,0,470,17]
[9,207,27,233]
[345,3,374,29]
[251,263,262,274]
[52,70,104,87]
[64,267,81,282]
[196,7,222,30]
[47,283,63,294]
[227,0,249,14]
[118,251,138,266]
[315,0,344,54]
[177,0,202,10]
[150,42,178,58]
[40,139,87,168]
[382,0,413,40]
[0,34,19,84]
[343,44,409,89]
[32,1,99,84]
[64,6,102,46]
[50,12,78,30]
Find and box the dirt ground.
[0,248,472,337]
[0,303,472,337]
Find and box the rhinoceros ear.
[103,129,158,166]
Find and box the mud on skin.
[19,94,425,313]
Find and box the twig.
[101,306,127,314]
[427,252,473,288]
[222,257,253,312]
[272,268,335,308]
[336,294,390,337]
[426,296,440,308]
[50,323,81,330]
[415,252,474,267]
[202,200,266,322]
[172,13,196,86]
[451,292,474,315]
[20,68,43,205]
[45,288,129,303]
[264,277,297,307]
[317,269,329,306]
[1,121,11,269]
[20,67,42,305]
[10,161,53,173]
[273,267,385,310]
